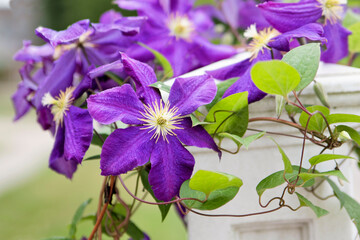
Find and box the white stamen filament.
[246,26,279,61]
[139,100,183,143]
[318,0,345,24]
[167,13,195,40]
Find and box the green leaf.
[189,170,243,197]
[256,166,315,197]
[343,9,360,28]
[204,92,248,137]
[68,198,92,238]
[271,138,293,173]
[282,43,320,91]
[298,170,347,183]
[83,155,101,161]
[313,81,330,108]
[335,125,360,146]
[180,179,241,210]
[275,95,286,118]
[349,22,360,53]
[309,154,354,166]
[140,169,171,221]
[328,178,360,233]
[251,60,301,97]
[149,81,171,93]
[91,133,109,147]
[299,105,330,133]
[190,114,213,127]
[328,113,360,124]
[295,192,329,217]
[206,77,238,110]
[138,42,174,78]
[104,72,123,86]
[218,131,265,149]
[42,237,72,240]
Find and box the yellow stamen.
[42,87,76,126]
[317,0,345,24]
[245,25,279,61]
[139,100,183,143]
[167,13,195,41]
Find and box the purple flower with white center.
[258,0,351,63]
[115,0,236,76]
[87,54,220,201]
[207,23,327,103]
[41,80,93,178]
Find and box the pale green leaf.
[299,105,330,133]
[328,113,360,124]
[295,192,329,217]
[298,170,347,183]
[218,131,265,149]
[335,125,360,146]
[309,154,354,166]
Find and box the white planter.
[180,57,360,240]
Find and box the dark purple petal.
[206,58,251,80]
[169,74,217,115]
[12,82,32,121]
[35,20,91,46]
[100,127,155,175]
[37,106,55,132]
[120,53,160,104]
[174,117,221,156]
[73,74,93,99]
[63,106,93,163]
[268,23,327,51]
[237,0,270,29]
[32,49,77,108]
[49,126,78,179]
[191,37,237,67]
[88,60,124,79]
[321,23,351,63]
[169,0,194,14]
[149,136,194,201]
[258,0,322,33]
[87,84,145,125]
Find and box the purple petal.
[49,126,78,179]
[88,60,124,79]
[36,20,91,47]
[237,0,270,29]
[12,82,32,121]
[92,16,146,36]
[13,40,53,62]
[87,84,145,125]
[120,53,160,104]
[99,10,123,24]
[191,37,237,68]
[73,74,93,100]
[206,58,252,80]
[149,136,194,201]
[169,74,217,115]
[174,117,221,156]
[100,127,155,175]
[63,106,93,163]
[258,0,322,33]
[32,49,77,108]
[37,106,55,131]
[321,23,351,63]
[268,23,327,51]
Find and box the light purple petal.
[63,106,93,163]
[237,0,270,29]
[206,58,251,80]
[32,49,77,108]
[36,19,91,47]
[100,127,155,175]
[13,40,53,62]
[268,23,327,51]
[120,53,160,104]
[12,82,32,121]
[87,84,145,125]
[174,117,221,156]
[321,23,351,63]
[149,136,194,201]
[49,126,78,179]
[92,16,146,36]
[99,10,123,24]
[169,74,217,115]
[258,0,322,33]
[88,60,124,79]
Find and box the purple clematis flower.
[115,0,236,76]
[207,23,326,103]
[87,54,220,201]
[41,78,93,178]
[258,0,351,63]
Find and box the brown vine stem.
[118,175,205,205]
[96,177,107,240]
[89,176,116,240]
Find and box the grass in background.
[0,150,187,240]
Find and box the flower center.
[168,13,195,40]
[318,0,345,24]
[41,87,75,126]
[139,100,183,143]
[244,24,279,61]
